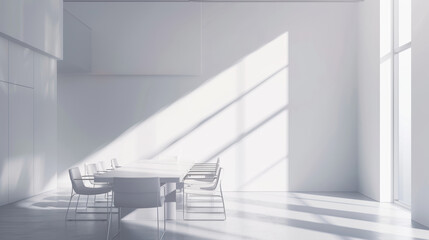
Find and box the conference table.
[94,159,194,220]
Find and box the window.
[393,0,412,207]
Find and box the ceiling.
[64,0,362,2]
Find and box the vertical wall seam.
[55,59,58,189]
[33,52,35,195]
[7,39,9,204]
[390,0,395,203]
[200,2,203,75]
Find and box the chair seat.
[185,184,217,193]
[185,188,222,198]
[93,182,110,186]
[184,180,215,188]
[77,185,112,195]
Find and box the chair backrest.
[85,163,98,184]
[86,163,98,175]
[97,161,106,172]
[113,178,162,208]
[69,167,86,194]
[111,158,119,169]
[201,168,223,191]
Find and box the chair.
[187,158,220,174]
[107,178,166,240]
[97,160,111,172]
[185,158,220,183]
[66,167,112,221]
[85,163,110,184]
[185,165,221,186]
[85,163,112,204]
[183,168,226,221]
[111,158,121,169]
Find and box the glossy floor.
[0,191,428,240]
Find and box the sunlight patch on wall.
[379,0,393,202]
[61,33,289,191]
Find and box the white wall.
[0,37,59,206]
[0,0,63,59]
[357,0,380,201]
[59,2,358,192]
[64,2,201,75]
[9,41,34,88]
[357,0,393,202]
[34,53,58,195]
[411,0,429,228]
[0,37,7,81]
[0,1,61,206]
[8,84,34,202]
[0,81,8,206]
[57,10,92,73]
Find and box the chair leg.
[118,207,121,233]
[65,189,75,220]
[182,188,185,220]
[157,207,160,240]
[164,202,166,233]
[220,183,226,220]
[106,196,113,240]
[86,195,90,210]
[155,205,166,240]
[183,186,226,221]
[106,195,109,219]
[75,194,81,220]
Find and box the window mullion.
[394,42,412,55]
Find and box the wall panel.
[0,82,8,205]
[57,10,91,73]
[8,85,34,202]
[0,37,7,82]
[9,42,33,88]
[411,0,429,228]
[357,0,381,201]
[0,0,61,206]
[34,53,57,194]
[64,3,201,75]
[0,0,63,59]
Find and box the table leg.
[165,183,176,220]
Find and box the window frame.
[392,0,412,208]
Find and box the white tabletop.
[94,159,194,183]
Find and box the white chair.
[107,178,166,240]
[183,168,226,221]
[185,165,221,186]
[66,167,112,221]
[185,158,220,183]
[85,163,112,203]
[97,161,111,172]
[111,158,121,169]
[85,163,108,185]
[188,158,220,173]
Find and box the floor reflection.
[0,191,428,240]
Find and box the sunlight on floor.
[3,191,429,240]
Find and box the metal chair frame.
[183,168,226,221]
[65,170,116,221]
